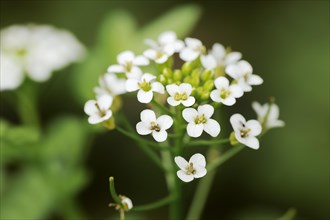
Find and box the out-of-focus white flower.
[179,38,205,62]
[0,24,85,91]
[201,43,242,69]
[136,109,173,142]
[174,153,207,182]
[126,73,164,103]
[84,95,113,124]
[107,50,149,79]
[94,73,126,98]
[166,83,195,107]
[210,76,243,106]
[0,52,24,90]
[144,31,184,64]
[252,101,285,130]
[225,60,263,92]
[230,113,262,149]
[182,104,220,138]
[121,196,133,211]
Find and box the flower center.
[239,128,251,138]
[150,121,161,132]
[138,80,152,92]
[174,92,188,101]
[94,103,106,117]
[194,114,207,124]
[185,162,196,175]
[15,48,27,57]
[220,89,230,99]
[125,61,133,72]
[156,51,164,59]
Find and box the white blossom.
[201,43,242,69]
[136,109,173,142]
[182,104,220,138]
[144,31,184,64]
[84,95,113,124]
[174,153,207,182]
[210,76,243,106]
[107,50,149,79]
[225,60,263,92]
[179,38,205,62]
[0,24,85,91]
[166,83,195,107]
[230,113,262,149]
[121,196,133,210]
[252,101,285,129]
[126,73,164,103]
[94,73,126,98]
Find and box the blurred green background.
[0,1,329,220]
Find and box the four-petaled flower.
[144,31,184,64]
[84,95,113,124]
[210,76,243,106]
[174,153,207,182]
[136,109,173,142]
[182,104,221,138]
[226,60,263,92]
[126,73,164,103]
[166,83,195,107]
[252,101,285,130]
[107,50,149,79]
[180,38,205,62]
[230,113,262,149]
[94,73,126,98]
[201,43,242,70]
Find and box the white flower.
[94,73,126,98]
[144,31,184,64]
[225,60,263,92]
[252,101,285,129]
[107,50,149,79]
[174,153,207,182]
[210,77,243,106]
[201,43,242,69]
[179,38,205,62]
[136,109,173,142]
[166,83,195,107]
[84,95,113,124]
[121,196,133,211]
[0,24,85,91]
[126,73,164,103]
[230,113,262,150]
[182,104,220,138]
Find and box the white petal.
[127,66,142,79]
[225,52,242,65]
[187,123,204,138]
[166,84,179,96]
[155,54,169,64]
[117,50,134,64]
[143,49,158,60]
[158,31,176,45]
[167,97,181,106]
[204,119,221,137]
[201,54,217,69]
[245,120,262,136]
[144,39,158,48]
[157,115,173,130]
[248,74,263,85]
[267,120,285,128]
[172,40,184,52]
[225,65,240,79]
[244,136,260,150]
[125,79,139,92]
[182,108,198,123]
[238,80,252,92]
[134,55,149,66]
[179,83,193,94]
[174,156,189,170]
[136,122,152,135]
[222,96,236,106]
[84,100,98,116]
[97,95,113,110]
[107,64,125,73]
[214,77,229,89]
[193,165,207,178]
[179,48,199,61]
[88,111,112,124]
[197,104,214,119]
[137,90,153,103]
[152,130,167,142]
[210,90,222,103]
[140,109,156,123]
[177,170,194,182]
[141,73,156,82]
[252,101,267,118]
[189,153,206,167]
[185,37,202,48]
[26,64,52,82]
[238,60,253,74]
[268,104,280,120]
[181,97,195,107]
[229,85,244,98]
[211,43,226,60]
[121,197,133,210]
[230,113,246,131]
[0,54,24,91]
[151,82,165,94]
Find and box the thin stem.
[151,99,173,116]
[132,195,174,211]
[186,138,229,147]
[207,145,245,172]
[109,177,122,205]
[277,208,297,220]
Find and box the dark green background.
[1,1,329,219]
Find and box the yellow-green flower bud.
[201,69,213,81]
[183,76,191,83]
[203,80,214,91]
[182,62,193,76]
[214,66,225,77]
[163,67,172,78]
[159,75,167,84]
[229,132,239,145]
[102,116,116,130]
[173,70,182,82]
[200,91,210,101]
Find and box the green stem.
[132,195,174,211]
[109,177,122,205]
[186,138,229,147]
[277,208,297,220]
[151,99,173,116]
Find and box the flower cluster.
[84,31,284,183]
[0,24,85,91]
